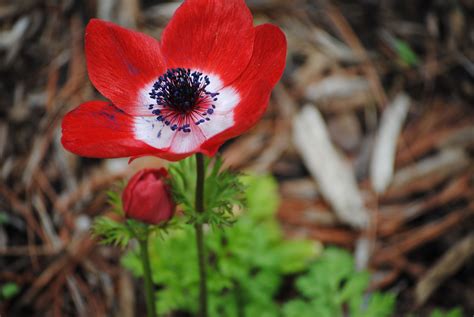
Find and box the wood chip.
[0,16,29,64]
[313,29,359,63]
[280,178,319,200]
[293,105,369,228]
[385,147,470,199]
[328,111,362,152]
[370,93,410,193]
[144,2,181,21]
[304,75,369,103]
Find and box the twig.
[415,233,474,306]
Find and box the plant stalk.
[195,153,208,317]
[139,232,157,317]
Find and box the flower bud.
[122,168,175,225]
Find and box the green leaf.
[0,212,9,225]
[283,300,315,317]
[245,269,282,302]
[359,292,396,317]
[338,271,369,304]
[275,240,321,274]
[429,307,463,317]
[168,156,197,215]
[105,181,126,216]
[296,247,353,299]
[394,39,419,67]
[91,217,133,248]
[1,282,20,299]
[121,249,143,276]
[292,247,396,317]
[169,156,244,227]
[240,174,279,220]
[245,300,280,317]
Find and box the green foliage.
[91,186,132,248]
[429,307,463,317]
[167,156,196,214]
[122,174,320,316]
[394,39,419,67]
[283,248,395,317]
[168,156,244,227]
[240,174,279,221]
[0,211,9,225]
[92,217,133,248]
[110,172,458,317]
[106,186,124,216]
[1,282,20,300]
[85,156,464,317]
[92,215,178,247]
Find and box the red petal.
[61,101,186,160]
[122,168,175,224]
[161,0,255,88]
[85,19,166,116]
[199,24,287,154]
[232,24,287,89]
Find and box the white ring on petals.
[133,71,240,153]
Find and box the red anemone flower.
[61,0,287,161]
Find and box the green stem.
[195,153,208,317]
[139,231,157,317]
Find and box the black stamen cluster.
[148,68,220,135]
[149,68,211,113]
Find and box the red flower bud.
[122,168,175,225]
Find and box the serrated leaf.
[338,271,370,304]
[106,182,125,216]
[169,156,244,227]
[275,240,321,274]
[92,217,133,248]
[361,292,396,317]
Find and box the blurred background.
[0,0,473,316]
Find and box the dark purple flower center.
[148,68,219,133]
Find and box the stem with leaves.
[138,229,157,317]
[194,153,208,317]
